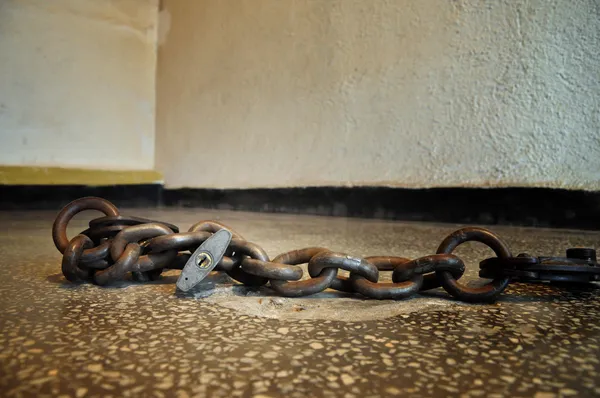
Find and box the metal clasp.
[479,248,600,283]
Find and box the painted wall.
[156,0,600,190]
[0,0,158,170]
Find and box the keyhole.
[196,253,212,269]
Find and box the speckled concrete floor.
[1,208,600,398]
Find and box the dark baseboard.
[1,185,599,230]
[0,185,162,210]
[163,187,600,230]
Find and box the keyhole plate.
[176,229,232,292]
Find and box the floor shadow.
[173,272,237,298]
[46,273,82,289]
[46,271,183,289]
[499,281,600,303]
[47,270,600,304]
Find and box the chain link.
[52,196,598,303]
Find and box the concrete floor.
[1,208,600,397]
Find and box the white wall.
[0,0,158,170]
[155,0,600,190]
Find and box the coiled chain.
[53,197,517,303]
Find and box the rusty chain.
[52,197,600,303]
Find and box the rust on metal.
[51,197,600,303]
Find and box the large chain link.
[50,197,538,303]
